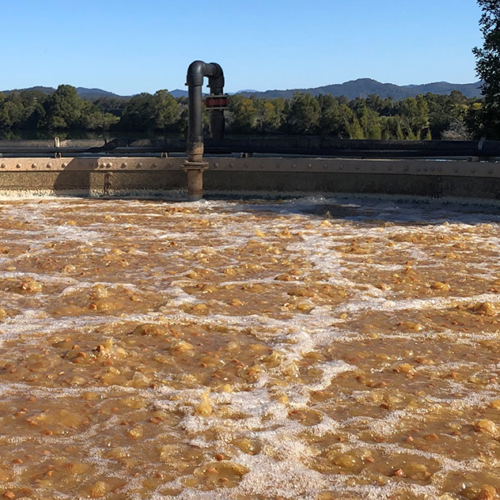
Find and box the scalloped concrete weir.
[1,157,500,199]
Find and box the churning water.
[0,195,499,500]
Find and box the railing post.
[54,137,61,158]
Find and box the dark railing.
[0,138,499,160]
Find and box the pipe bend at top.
[186,60,224,93]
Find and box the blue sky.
[1,0,482,95]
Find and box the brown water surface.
[0,196,499,500]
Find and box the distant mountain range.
[1,86,127,100]
[168,89,189,98]
[2,79,482,101]
[237,79,482,100]
[75,87,124,99]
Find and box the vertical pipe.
[207,63,225,141]
[187,84,204,163]
[186,168,205,201]
[184,61,225,201]
[210,109,225,141]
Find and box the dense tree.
[254,98,284,133]
[93,96,129,117]
[397,96,430,140]
[0,98,23,129]
[473,0,500,137]
[39,85,83,129]
[343,106,364,139]
[152,90,180,130]
[365,94,385,114]
[284,93,320,134]
[18,90,47,129]
[119,93,154,131]
[79,101,119,131]
[425,93,454,138]
[318,95,340,136]
[381,117,405,140]
[424,91,473,139]
[465,101,484,138]
[227,95,257,133]
[119,90,180,132]
[358,106,383,139]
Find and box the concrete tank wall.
[0,157,499,200]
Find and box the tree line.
[0,83,484,140]
[227,91,480,140]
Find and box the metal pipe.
[185,168,205,200]
[187,83,204,162]
[210,109,225,141]
[186,60,225,162]
[184,61,225,200]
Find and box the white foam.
[1,196,499,498]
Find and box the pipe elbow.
[186,60,207,87]
[186,61,224,92]
[207,62,224,94]
[207,62,223,79]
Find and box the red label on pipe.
[204,97,229,108]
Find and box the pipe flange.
[183,161,209,172]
